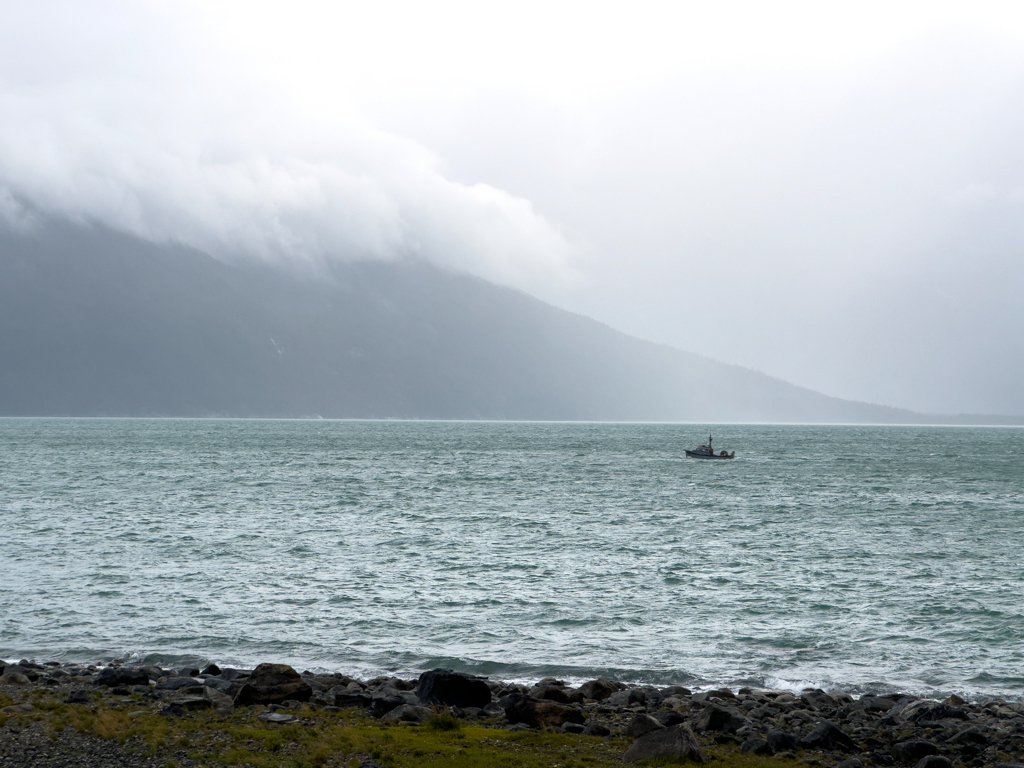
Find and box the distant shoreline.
[1,414,1023,425]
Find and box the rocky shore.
[3,658,1024,767]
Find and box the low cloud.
[0,2,576,292]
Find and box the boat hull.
[685,450,735,459]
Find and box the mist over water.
[2,419,1022,699]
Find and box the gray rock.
[2,665,40,682]
[661,685,692,697]
[801,689,838,710]
[653,710,688,727]
[64,689,90,704]
[204,676,233,693]
[369,696,405,718]
[799,720,857,752]
[901,701,968,723]
[582,720,611,737]
[860,695,898,712]
[607,688,644,707]
[913,758,952,768]
[138,665,165,681]
[947,725,987,745]
[692,704,749,734]
[0,672,31,686]
[886,696,919,718]
[835,759,864,768]
[257,711,296,724]
[622,723,706,764]
[766,728,800,752]
[203,686,234,713]
[626,713,665,739]
[561,721,585,734]
[163,695,212,711]
[156,676,203,690]
[891,740,939,764]
[381,704,432,724]
[416,669,491,708]
[94,666,150,687]
[502,693,585,729]
[529,684,571,704]
[217,667,250,681]
[333,691,374,710]
[234,663,312,706]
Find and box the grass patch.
[424,713,462,732]
[22,699,819,768]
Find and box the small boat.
[685,434,735,459]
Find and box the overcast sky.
[2,1,1023,415]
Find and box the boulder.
[800,689,838,710]
[913,758,952,768]
[582,720,611,737]
[234,663,312,706]
[661,685,692,697]
[332,691,374,710]
[138,665,165,681]
[835,760,864,768]
[947,725,987,746]
[901,701,968,723]
[65,690,90,704]
[799,720,857,752]
[94,667,150,687]
[217,668,250,682]
[162,695,212,711]
[860,695,898,712]
[607,688,646,707]
[502,693,584,729]
[692,704,749,734]
[416,669,491,708]
[653,710,688,727]
[203,686,234,713]
[2,665,40,682]
[369,696,406,718]
[381,704,433,725]
[0,672,31,686]
[626,713,665,739]
[766,728,800,752]
[204,677,233,693]
[886,696,919,718]
[622,723,706,764]
[891,740,939,764]
[156,677,204,691]
[530,684,572,704]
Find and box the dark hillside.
[0,223,961,422]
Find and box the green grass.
[9,689,812,768]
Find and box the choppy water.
[2,419,1023,699]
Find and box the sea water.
[1,418,1022,699]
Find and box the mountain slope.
[0,223,989,422]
